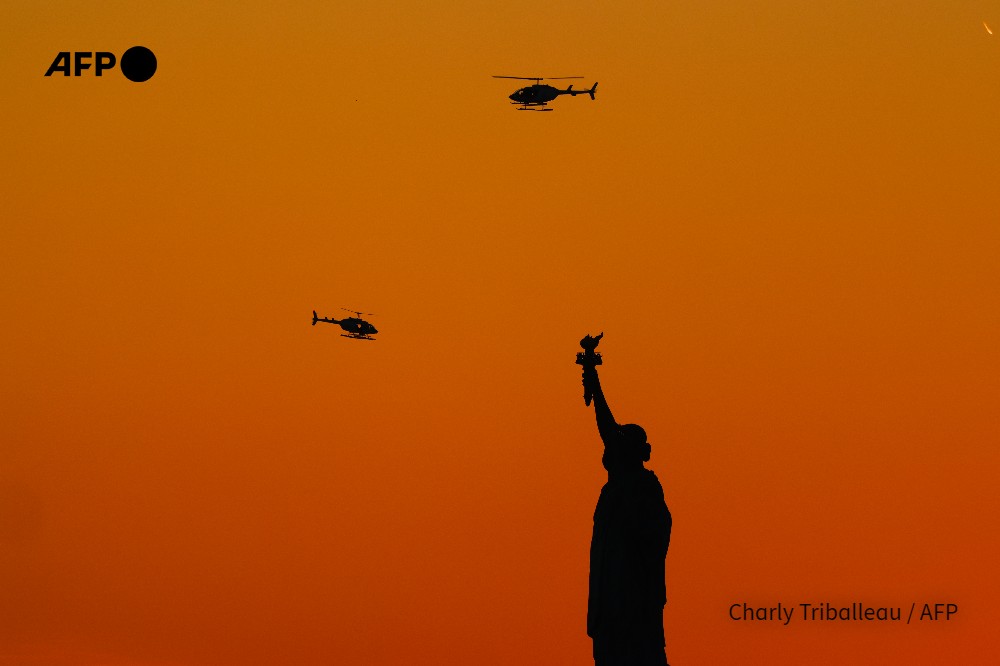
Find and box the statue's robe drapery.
[588,467,672,665]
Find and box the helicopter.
[312,308,379,341]
[493,75,598,111]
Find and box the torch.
[576,332,604,406]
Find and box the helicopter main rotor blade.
[492,75,584,80]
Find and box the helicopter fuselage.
[312,310,378,339]
[508,84,562,105]
[337,317,378,336]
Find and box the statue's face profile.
[621,424,651,463]
[602,424,653,471]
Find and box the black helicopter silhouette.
[493,76,598,111]
[312,308,379,341]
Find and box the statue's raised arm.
[577,333,620,447]
[576,333,651,468]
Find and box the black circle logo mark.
[120,46,156,82]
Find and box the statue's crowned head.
[603,424,652,472]
[621,424,651,462]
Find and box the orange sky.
[2,1,999,664]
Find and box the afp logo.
[45,46,157,82]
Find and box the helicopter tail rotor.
[588,82,598,100]
[312,310,318,326]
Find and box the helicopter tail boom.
[312,311,340,326]
[560,82,598,99]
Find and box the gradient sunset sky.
[2,1,999,664]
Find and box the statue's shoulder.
[641,468,666,496]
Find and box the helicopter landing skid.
[341,334,376,341]
[517,107,553,112]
